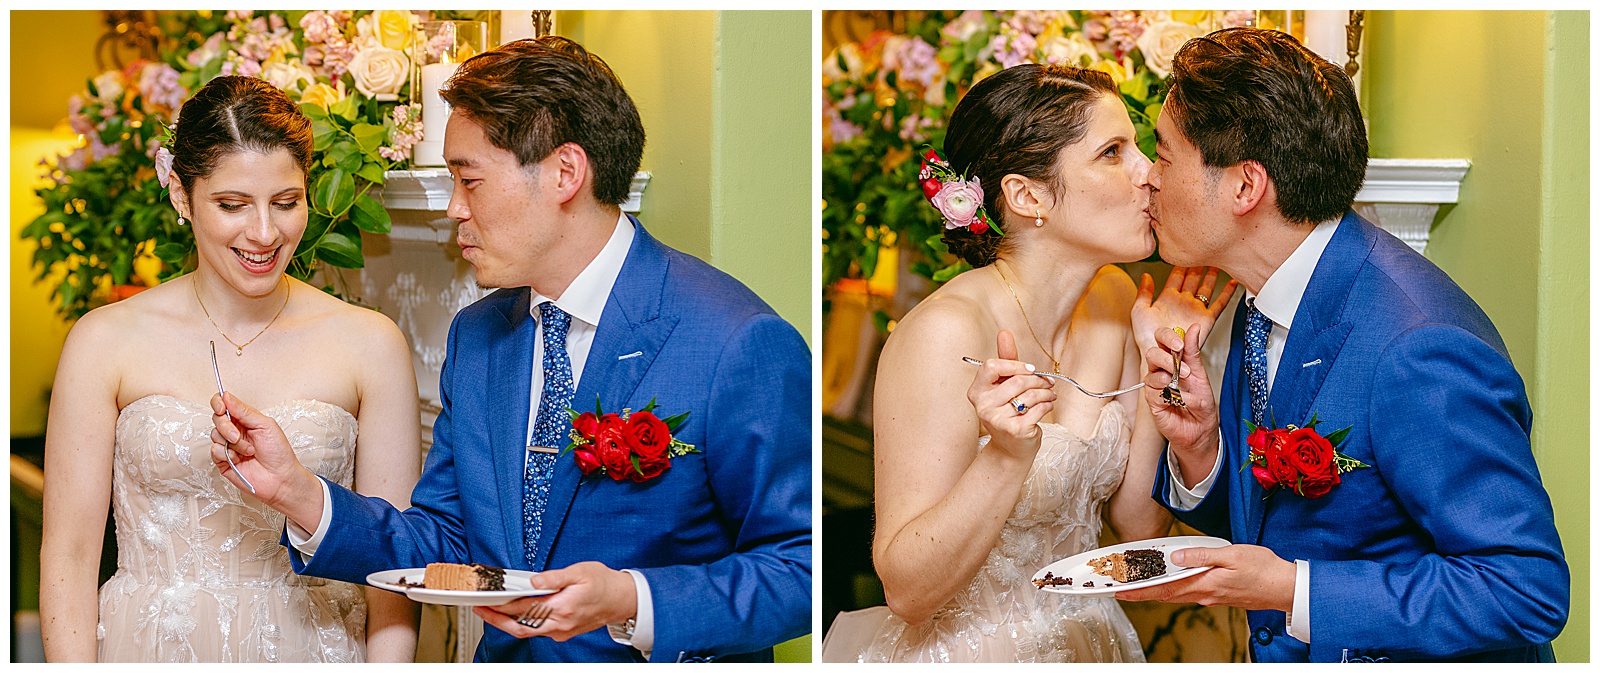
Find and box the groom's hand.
[474,561,637,642]
[1114,544,1295,613]
[208,392,323,529]
[1142,325,1222,485]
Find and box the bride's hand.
[1130,266,1239,357]
[967,331,1057,464]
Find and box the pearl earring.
[177,216,187,226]
[1034,210,1044,228]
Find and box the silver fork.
[515,599,553,629]
[963,357,1145,399]
[210,341,257,494]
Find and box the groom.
[1123,28,1568,662]
[209,37,811,662]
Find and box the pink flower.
[941,10,987,43]
[317,39,359,79]
[187,33,225,68]
[825,105,863,144]
[1106,10,1148,57]
[60,146,89,172]
[1083,19,1109,42]
[890,37,940,89]
[220,55,262,79]
[989,28,1038,69]
[224,9,252,22]
[67,95,96,136]
[138,63,186,113]
[898,114,934,142]
[931,179,984,229]
[88,135,119,162]
[1222,10,1255,29]
[154,146,175,188]
[299,10,342,45]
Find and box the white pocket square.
[1302,359,1322,368]
[618,351,644,360]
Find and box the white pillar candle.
[413,61,459,167]
[1303,10,1348,68]
[501,10,539,45]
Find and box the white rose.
[1136,20,1205,78]
[93,70,124,104]
[261,59,316,94]
[348,46,409,100]
[1040,33,1099,68]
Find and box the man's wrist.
[277,468,325,532]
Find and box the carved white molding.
[379,169,653,243]
[1354,158,1471,254]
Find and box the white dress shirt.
[289,213,656,655]
[1164,217,1340,644]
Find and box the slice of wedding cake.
[1088,549,1166,583]
[423,562,506,591]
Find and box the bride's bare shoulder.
[883,274,996,363]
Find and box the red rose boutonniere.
[1241,413,1370,499]
[565,397,698,483]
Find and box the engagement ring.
[1196,294,1210,304]
[1010,397,1027,414]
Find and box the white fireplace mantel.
[1354,158,1471,254]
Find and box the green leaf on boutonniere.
[1244,418,1258,435]
[567,408,581,422]
[661,410,690,434]
[1324,426,1352,449]
[595,395,604,416]
[638,397,659,414]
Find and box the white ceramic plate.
[366,568,556,606]
[1032,535,1231,597]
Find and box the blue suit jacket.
[1154,212,1568,662]
[286,221,812,662]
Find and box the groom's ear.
[548,142,593,206]
[1228,160,1272,218]
[998,173,1047,225]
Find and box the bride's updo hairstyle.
[169,76,314,196]
[941,64,1117,267]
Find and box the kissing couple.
[824,27,1567,664]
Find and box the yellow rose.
[1169,10,1213,26]
[1088,57,1133,85]
[348,46,409,100]
[300,81,346,110]
[374,10,416,51]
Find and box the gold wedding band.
[1196,294,1209,304]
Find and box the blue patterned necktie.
[524,301,574,568]
[1244,299,1273,426]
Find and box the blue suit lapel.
[489,289,539,567]
[530,219,681,572]
[1246,210,1376,544]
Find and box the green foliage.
[22,9,421,319]
[822,10,1180,298]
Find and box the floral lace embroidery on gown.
[96,395,367,663]
[823,402,1146,663]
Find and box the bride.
[39,76,420,662]
[823,64,1236,662]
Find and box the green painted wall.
[710,11,813,343]
[1366,10,1588,661]
[560,11,812,342]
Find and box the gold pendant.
[235,347,244,356]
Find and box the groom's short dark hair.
[441,36,645,205]
[1166,28,1366,225]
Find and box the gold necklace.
[194,276,290,356]
[994,261,1061,374]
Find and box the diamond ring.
[1196,294,1210,304]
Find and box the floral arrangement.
[919,147,994,234]
[1242,413,1370,499]
[821,10,1254,302]
[566,398,699,484]
[22,10,483,319]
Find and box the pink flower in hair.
[931,179,985,230]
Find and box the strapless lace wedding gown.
[824,402,1145,663]
[96,395,367,662]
